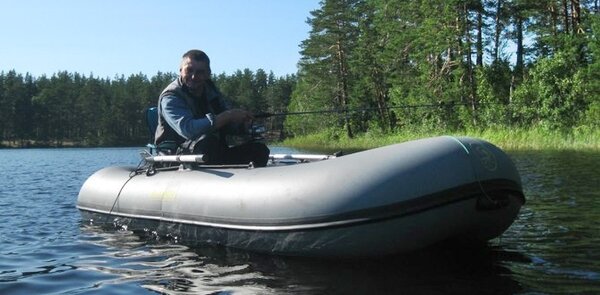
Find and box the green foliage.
[283,126,600,152]
[285,76,338,136]
[476,60,514,127]
[294,0,362,138]
[285,0,599,140]
[580,14,600,128]
[512,51,588,128]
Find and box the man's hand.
[214,109,253,129]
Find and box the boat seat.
[145,107,177,155]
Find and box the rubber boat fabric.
[77,136,525,257]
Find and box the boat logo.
[150,190,176,200]
[473,145,497,171]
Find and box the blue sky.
[1,0,321,78]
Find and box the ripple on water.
[0,148,599,294]
[73,225,282,294]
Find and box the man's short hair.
[182,49,210,67]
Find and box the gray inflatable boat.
[77,136,524,257]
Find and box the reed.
[280,126,600,152]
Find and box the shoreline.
[3,127,598,151]
[280,127,600,152]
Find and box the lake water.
[0,146,599,294]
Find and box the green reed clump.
[464,127,600,150]
[281,126,600,152]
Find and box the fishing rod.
[254,101,489,118]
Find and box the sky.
[0,0,321,79]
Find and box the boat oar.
[269,153,336,161]
[145,154,206,163]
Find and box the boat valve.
[476,191,510,211]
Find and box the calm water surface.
[0,146,599,294]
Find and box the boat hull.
[77,136,525,257]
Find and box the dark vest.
[154,78,226,145]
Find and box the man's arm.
[160,95,213,140]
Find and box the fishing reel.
[227,121,267,145]
[248,123,267,141]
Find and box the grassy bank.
[280,127,600,152]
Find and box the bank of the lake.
[281,127,600,152]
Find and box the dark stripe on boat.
[77,178,524,232]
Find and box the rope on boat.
[108,158,147,215]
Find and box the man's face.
[180,57,210,94]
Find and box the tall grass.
[280,126,600,152]
[462,126,600,150]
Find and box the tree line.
[0,70,295,147]
[2,0,599,148]
[286,0,599,138]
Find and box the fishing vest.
[154,78,226,146]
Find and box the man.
[155,49,270,167]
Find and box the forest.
[0,70,296,147]
[1,0,599,148]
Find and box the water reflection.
[502,150,600,293]
[78,222,529,294]
[78,224,278,294]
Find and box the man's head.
[180,49,211,95]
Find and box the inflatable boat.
[77,136,525,257]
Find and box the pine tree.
[292,0,361,138]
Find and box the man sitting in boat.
[154,49,270,167]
